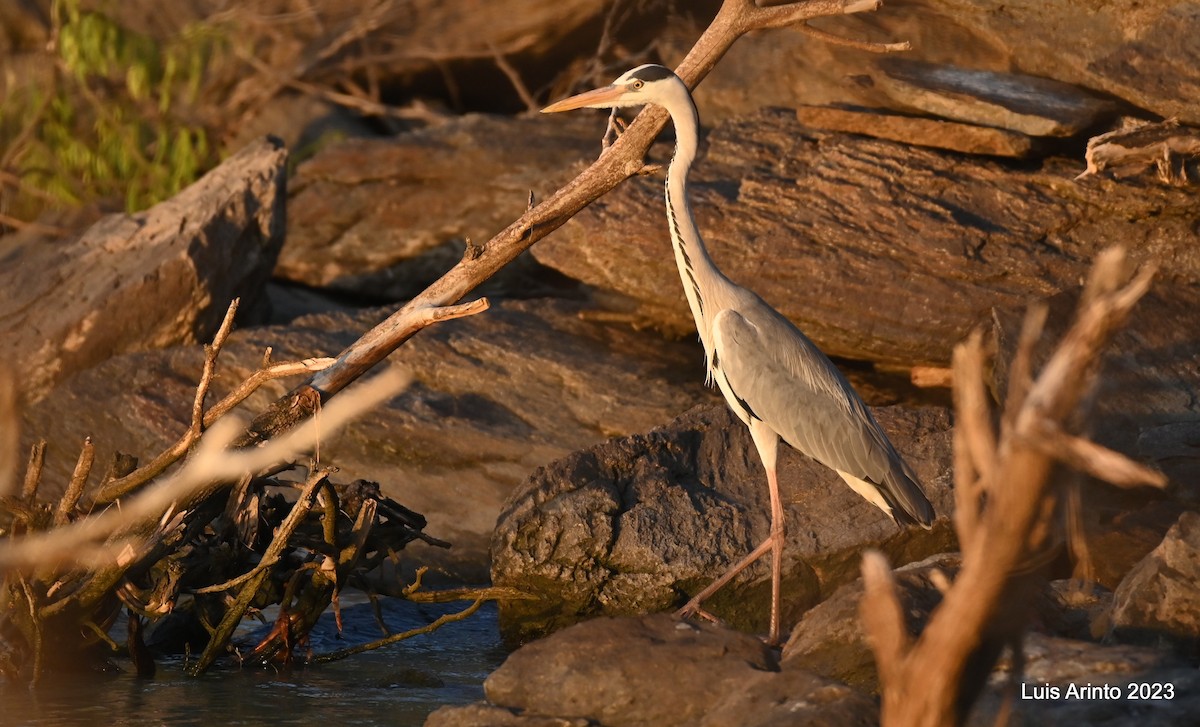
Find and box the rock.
[533,107,1200,367]
[873,58,1116,137]
[430,614,877,727]
[491,403,955,641]
[781,552,959,692]
[0,137,287,403]
[426,703,590,727]
[795,105,1035,157]
[21,299,713,583]
[929,0,1200,127]
[662,1,1200,127]
[970,632,1200,726]
[1109,511,1200,658]
[1075,500,1186,590]
[226,93,378,159]
[278,114,598,300]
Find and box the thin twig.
[309,598,484,664]
[0,212,71,237]
[859,550,908,689]
[950,331,992,548]
[190,300,240,439]
[795,22,911,53]
[1002,304,1048,431]
[489,43,539,112]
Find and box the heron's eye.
[630,79,644,90]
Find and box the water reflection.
[1,597,506,727]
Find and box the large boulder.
[532,109,1200,368]
[21,299,713,583]
[426,614,877,727]
[278,114,599,300]
[491,403,955,641]
[0,137,287,402]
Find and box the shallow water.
[0,597,507,727]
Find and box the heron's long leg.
[766,462,785,646]
[677,424,786,644]
[675,533,774,622]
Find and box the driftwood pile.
[0,303,454,682]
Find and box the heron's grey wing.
[711,305,933,525]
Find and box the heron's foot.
[674,599,724,627]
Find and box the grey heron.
[542,64,935,644]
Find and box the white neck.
[659,82,732,366]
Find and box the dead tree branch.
[91,296,333,504]
[860,247,1166,727]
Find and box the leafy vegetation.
[0,0,225,220]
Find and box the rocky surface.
[794,105,1035,157]
[426,614,878,727]
[491,403,955,642]
[872,58,1116,137]
[532,108,1200,367]
[278,114,600,301]
[782,552,958,692]
[662,0,1200,127]
[446,512,1200,727]
[21,298,714,583]
[0,137,287,402]
[1109,511,1200,658]
[271,105,1200,374]
[427,610,1200,727]
[969,632,1200,726]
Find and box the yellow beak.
[541,84,627,113]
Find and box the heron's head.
[541,64,683,113]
